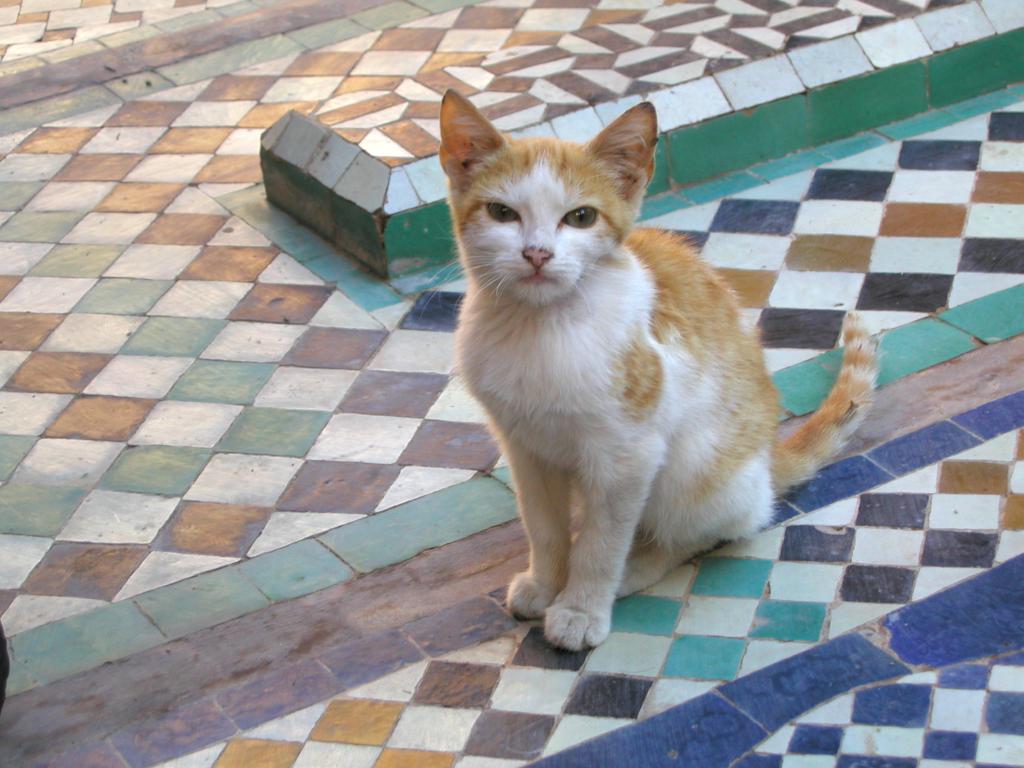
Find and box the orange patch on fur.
[618,334,663,418]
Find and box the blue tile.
[790,725,843,755]
[720,634,909,731]
[216,659,340,729]
[852,684,931,727]
[999,651,1024,665]
[110,697,235,768]
[780,525,854,563]
[773,501,800,524]
[938,663,989,689]
[987,692,1024,735]
[837,757,916,768]
[318,628,423,688]
[512,626,588,671]
[786,456,892,512]
[867,421,980,476]
[735,755,782,768]
[952,390,1024,439]
[885,555,1024,667]
[403,597,516,657]
[532,691,765,768]
[400,291,462,332]
[925,731,978,760]
[710,199,800,235]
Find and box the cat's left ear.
[587,102,658,201]
[440,90,505,192]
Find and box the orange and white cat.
[439,90,877,651]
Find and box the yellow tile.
[309,699,404,746]
[214,739,302,768]
[376,748,455,768]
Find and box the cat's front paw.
[544,601,610,651]
[507,572,557,619]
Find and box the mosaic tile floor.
[2,94,1024,651]
[125,398,1024,768]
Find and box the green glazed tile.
[10,601,165,686]
[691,557,772,598]
[75,278,171,315]
[750,600,827,642]
[610,595,681,636]
[388,262,463,296]
[40,40,103,64]
[104,72,174,101]
[156,9,223,32]
[384,201,457,279]
[0,85,121,136]
[134,568,268,639]
[100,445,210,495]
[158,34,303,85]
[0,211,84,243]
[0,182,44,210]
[287,18,366,49]
[751,150,829,180]
[648,136,671,196]
[663,635,745,680]
[354,0,428,28]
[876,318,976,386]
[878,109,960,141]
[122,317,226,357]
[96,24,162,48]
[928,31,1024,108]
[941,89,1022,120]
[0,436,35,483]
[29,244,124,278]
[0,484,84,537]
[684,172,763,204]
[217,407,330,457]
[320,477,517,572]
[6,659,38,697]
[941,285,1024,343]
[639,192,688,222]
[816,133,888,161]
[168,360,275,405]
[772,349,842,417]
[240,539,353,602]
[809,62,927,145]
[490,466,512,489]
[667,96,808,186]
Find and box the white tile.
[25,181,115,212]
[918,113,990,141]
[1013,461,1024,493]
[643,562,696,598]
[842,726,925,758]
[131,401,241,447]
[258,254,322,286]
[149,280,250,319]
[388,705,480,751]
[202,321,305,363]
[977,734,1024,767]
[869,237,962,273]
[125,154,212,184]
[517,7,590,30]
[827,602,900,638]
[310,291,383,330]
[491,667,578,714]
[716,527,783,559]
[185,453,301,505]
[793,201,883,236]
[352,51,430,76]
[769,270,864,310]
[677,595,757,637]
[0,153,70,182]
[826,142,901,171]
[376,466,475,511]
[105,244,200,280]
[0,276,95,312]
[81,127,166,154]
[308,413,419,463]
[981,0,1024,32]
[912,566,982,600]
[0,534,52,589]
[0,351,29,387]
[439,29,511,52]
[915,3,994,51]
[207,217,269,247]
[172,101,256,127]
[63,212,157,245]
[165,188,226,216]
[149,744,225,768]
[872,465,938,494]
[13,438,122,487]
[216,128,262,156]
[715,55,803,110]
[980,142,1024,172]
[1,594,105,635]
[643,201,719,230]
[887,170,976,204]
[426,376,487,424]
[856,19,932,68]
[701,233,789,271]
[953,431,1017,461]
[586,632,671,677]
[0,392,71,435]
[40,313,142,353]
[551,107,603,142]
[799,498,858,526]
[244,703,327,742]
[370,330,454,374]
[996,530,1024,563]
[543,716,629,756]
[60,489,177,544]
[84,355,191,398]
[734,171,814,201]
[787,36,872,88]
[255,367,357,411]
[263,78,341,103]
[765,348,826,374]
[929,493,1001,529]
[740,640,811,675]
[293,743,380,768]
[948,272,1024,308]
[0,243,53,276]
[768,562,844,602]
[247,511,360,557]
[851,528,923,566]
[116,551,236,599]
[639,679,715,718]
[931,688,985,731]
[990,664,1024,692]
[347,661,428,702]
[798,693,853,725]
[646,76,731,131]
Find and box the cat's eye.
[563,207,598,228]
[486,203,519,223]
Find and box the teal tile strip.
[0,85,122,137]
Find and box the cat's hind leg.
[617,535,676,597]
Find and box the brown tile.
[45,396,156,441]
[194,155,262,184]
[786,235,873,272]
[278,461,400,514]
[17,127,97,154]
[399,420,499,470]
[136,213,226,246]
[717,268,776,308]
[0,276,19,302]
[1004,495,1024,530]
[0,313,63,350]
[413,661,499,708]
[340,371,448,418]
[0,590,14,617]
[150,127,231,154]
[372,28,445,51]
[880,203,967,238]
[504,30,562,46]
[283,328,387,369]
[7,352,110,394]
[938,460,1009,495]
[108,102,188,127]
[336,76,403,94]
[96,183,183,213]
[972,172,1024,204]
[453,6,523,28]
[213,739,301,768]
[317,93,404,127]
[335,129,368,144]
[154,502,272,557]
[420,53,484,74]
[23,542,148,600]
[311,700,403,745]
[1018,430,1024,460]
[463,710,555,760]
[238,102,317,128]
[285,52,359,75]
[56,154,140,182]
[404,101,442,120]
[380,121,440,158]
[229,283,331,324]
[376,750,454,768]
[200,76,276,101]
[19,11,47,22]
[180,246,278,281]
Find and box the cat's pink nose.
[522,247,553,270]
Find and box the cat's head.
[439,90,657,305]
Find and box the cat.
[438,90,877,651]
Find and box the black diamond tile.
[808,169,893,201]
[989,112,1024,142]
[681,230,710,249]
[856,494,928,529]
[564,674,652,718]
[856,273,953,312]
[921,530,998,568]
[511,626,589,671]
[758,308,844,350]
[898,140,981,171]
[960,238,1024,274]
[780,526,854,563]
[840,565,915,603]
[401,291,463,332]
[709,199,800,235]
[464,710,555,760]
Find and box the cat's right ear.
[440,90,504,192]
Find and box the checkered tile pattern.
[143,427,1024,767]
